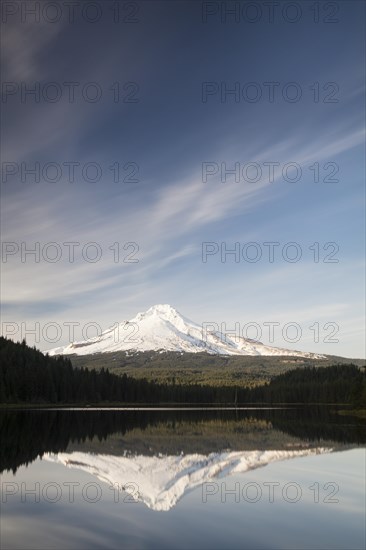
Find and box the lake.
[1,407,365,549]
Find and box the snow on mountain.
[47,304,324,358]
[45,447,333,511]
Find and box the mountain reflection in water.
[1,407,364,510]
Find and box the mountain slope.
[48,304,324,358]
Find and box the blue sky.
[1,1,365,357]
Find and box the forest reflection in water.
[1,406,365,474]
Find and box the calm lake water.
[1,407,365,549]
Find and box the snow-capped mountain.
[47,304,324,358]
[45,447,333,511]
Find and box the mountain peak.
[132,304,183,324]
[147,304,179,315]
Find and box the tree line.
[0,337,365,406]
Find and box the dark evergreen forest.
[1,337,365,406]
